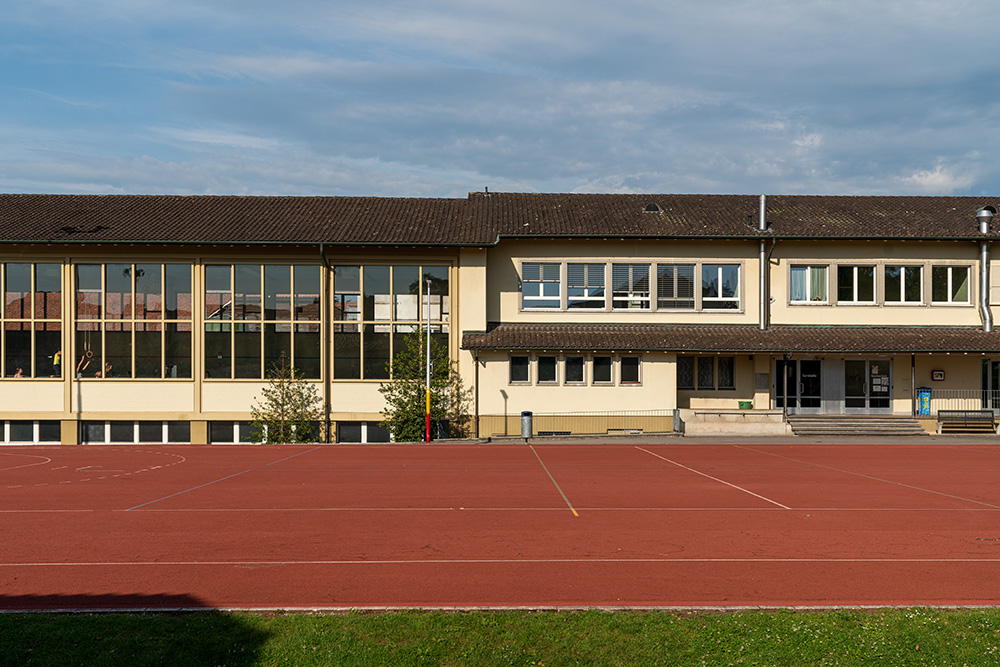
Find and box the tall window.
[790,265,828,303]
[656,264,695,309]
[885,266,922,303]
[702,264,740,309]
[931,266,970,304]
[75,264,191,379]
[612,263,650,310]
[837,265,875,303]
[567,263,605,309]
[205,264,320,379]
[521,263,560,309]
[332,264,449,380]
[2,263,61,378]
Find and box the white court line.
[636,447,791,510]
[266,447,321,466]
[125,469,251,511]
[735,445,1000,510]
[5,506,1000,513]
[5,557,1000,567]
[0,454,52,472]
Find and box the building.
[1,192,998,444]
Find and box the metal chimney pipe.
[978,208,994,332]
[759,195,767,330]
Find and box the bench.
[936,409,998,434]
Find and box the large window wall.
[333,264,449,379]
[75,264,193,378]
[204,264,321,379]
[2,263,61,378]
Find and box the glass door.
[845,360,892,413]
[775,359,823,414]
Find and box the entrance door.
[775,359,823,414]
[845,360,892,413]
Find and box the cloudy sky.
[2,0,999,198]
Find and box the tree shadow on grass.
[0,594,270,667]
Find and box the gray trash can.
[520,411,533,438]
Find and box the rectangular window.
[565,356,584,383]
[1,263,62,378]
[790,265,828,303]
[567,263,605,309]
[510,355,529,383]
[593,356,612,384]
[702,264,740,309]
[837,265,875,303]
[521,263,561,309]
[656,264,695,309]
[677,356,695,389]
[885,266,922,303]
[931,266,970,304]
[612,263,650,310]
[718,357,735,390]
[697,356,714,389]
[620,356,640,384]
[537,356,557,383]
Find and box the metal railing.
[480,409,674,437]
[921,390,1000,415]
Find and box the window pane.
[538,356,557,383]
[105,264,132,320]
[593,356,612,383]
[165,323,192,378]
[857,266,874,301]
[565,356,584,383]
[334,266,360,321]
[810,266,827,301]
[75,323,101,377]
[82,421,105,444]
[363,324,389,379]
[104,322,131,377]
[720,265,739,298]
[337,421,362,443]
[423,266,449,321]
[138,421,163,443]
[932,266,948,302]
[568,263,605,309]
[234,265,261,320]
[9,421,33,443]
[510,356,529,383]
[209,421,235,444]
[837,266,855,302]
[697,357,714,389]
[522,262,561,309]
[393,265,420,320]
[76,264,102,319]
[904,266,922,302]
[36,323,61,378]
[790,267,807,302]
[677,356,694,389]
[4,325,30,377]
[718,357,735,389]
[612,264,650,309]
[204,265,231,320]
[134,323,161,378]
[294,265,321,321]
[204,324,230,378]
[885,266,901,301]
[167,421,190,443]
[953,267,970,302]
[364,265,391,321]
[165,265,193,320]
[38,421,61,442]
[263,323,292,375]
[333,325,360,379]
[294,324,321,379]
[4,264,31,319]
[264,265,292,320]
[234,323,261,378]
[110,421,134,443]
[34,264,61,319]
[621,357,640,384]
[135,264,162,320]
[657,264,694,309]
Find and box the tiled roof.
[462,324,1000,354]
[470,192,1000,240]
[0,194,484,245]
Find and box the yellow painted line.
[529,445,579,517]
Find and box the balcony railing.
[922,389,1000,415]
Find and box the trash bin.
[520,411,533,438]
[916,387,932,416]
[738,400,753,410]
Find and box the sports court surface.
[3,440,1000,611]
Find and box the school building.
[1,192,998,443]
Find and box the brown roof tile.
[462,324,1000,354]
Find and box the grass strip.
[2,608,1000,666]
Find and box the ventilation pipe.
[759,195,767,330]
[978,207,994,333]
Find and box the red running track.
[2,442,1000,610]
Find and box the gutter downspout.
[759,195,767,331]
[320,243,333,442]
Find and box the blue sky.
[2,0,999,197]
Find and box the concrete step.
[787,415,928,437]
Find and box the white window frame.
[837,265,876,304]
[884,265,923,304]
[656,263,696,310]
[931,265,971,305]
[536,355,559,384]
[620,356,641,385]
[520,262,561,310]
[566,263,606,309]
[611,263,651,311]
[701,264,741,310]
[509,355,530,384]
[789,265,829,304]
[564,355,586,385]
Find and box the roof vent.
[977,206,996,234]
[644,203,661,212]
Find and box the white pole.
[425,277,431,443]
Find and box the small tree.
[250,354,323,444]
[379,327,472,442]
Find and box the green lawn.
[2,608,999,666]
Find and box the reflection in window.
[2,263,62,378]
[702,264,740,309]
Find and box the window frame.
[620,356,641,385]
[611,263,651,311]
[836,264,876,304]
[1,262,63,379]
[656,263,696,310]
[931,265,972,305]
[789,264,829,304]
[566,263,606,309]
[537,355,558,384]
[701,264,741,310]
[520,262,562,310]
[564,355,586,384]
[884,265,923,304]
[509,355,530,384]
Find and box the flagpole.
[425,277,431,443]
